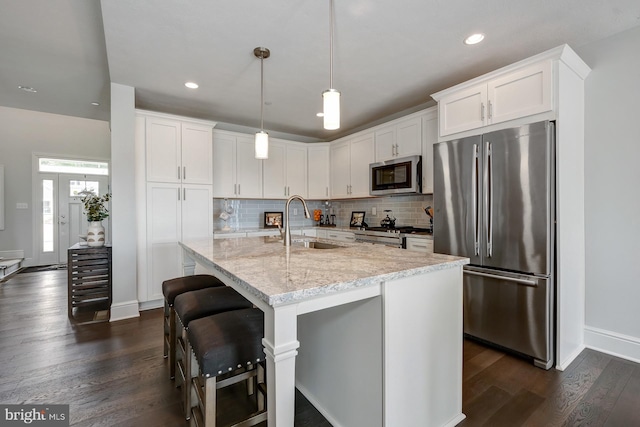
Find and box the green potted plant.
[82,193,111,247]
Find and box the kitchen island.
[180,237,469,427]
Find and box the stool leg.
[169,307,176,380]
[204,376,216,427]
[163,301,170,358]
[184,328,194,420]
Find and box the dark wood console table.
[67,244,112,323]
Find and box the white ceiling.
[2,0,639,141]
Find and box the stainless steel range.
[354,226,432,248]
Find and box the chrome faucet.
[284,195,311,246]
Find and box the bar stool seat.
[174,286,253,417]
[162,274,224,380]
[188,308,267,426]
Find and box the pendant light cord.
[329,0,334,89]
[260,55,264,132]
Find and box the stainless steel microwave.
[369,155,422,196]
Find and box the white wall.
[577,26,640,361]
[0,106,110,264]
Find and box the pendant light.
[323,0,340,130]
[254,47,270,159]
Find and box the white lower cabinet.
[405,237,433,253]
[325,230,356,242]
[145,182,212,302]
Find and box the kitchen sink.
[301,241,343,250]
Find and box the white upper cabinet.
[181,123,214,184]
[421,107,438,194]
[331,133,375,199]
[145,117,213,184]
[307,144,330,199]
[374,116,422,162]
[263,140,308,199]
[213,130,263,199]
[434,60,552,138]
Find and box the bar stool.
[187,308,267,427]
[174,286,253,417]
[162,275,224,379]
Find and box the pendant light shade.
[255,130,269,159]
[323,89,340,130]
[254,47,270,159]
[323,0,340,130]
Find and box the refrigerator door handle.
[464,269,538,287]
[485,141,493,257]
[472,144,479,256]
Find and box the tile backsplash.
[214,194,434,230]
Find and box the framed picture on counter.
[350,211,366,227]
[264,211,283,228]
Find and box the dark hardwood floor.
[1,269,639,426]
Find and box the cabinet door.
[308,145,330,199]
[396,116,422,157]
[212,132,237,198]
[262,142,287,199]
[146,182,181,301]
[405,238,433,253]
[236,136,263,198]
[330,140,351,199]
[349,133,375,198]
[182,185,213,240]
[182,123,213,185]
[438,83,487,137]
[488,60,552,125]
[146,118,181,183]
[422,111,437,194]
[374,125,396,161]
[286,144,308,198]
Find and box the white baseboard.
[295,382,343,427]
[555,344,586,371]
[139,299,163,311]
[584,326,640,364]
[109,300,140,322]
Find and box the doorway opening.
[35,157,110,266]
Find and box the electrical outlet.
[293,208,298,215]
[372,207,377,215]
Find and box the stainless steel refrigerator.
[434,120,555,369]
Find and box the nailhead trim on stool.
[187,308,267,426]
[162,275,224,380]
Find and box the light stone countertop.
[180,236,468,307]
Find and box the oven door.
[370,155,421,196]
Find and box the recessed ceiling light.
[91,102,100,106]
[185,82,199,89]
[464,33,485,45]
[317,112,324,117]
[18,85,37,93]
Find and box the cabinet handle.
[488,100,493,120]
[284,186,287,196]
[326,187,328,197]
[391,145,395,156]
[234,184,237,195]
[178,166,181,180]
[481,103,485,121]
[178,188,181,201]
[183,188,186,200]
[395,144,399,156]
[238,184,241,195]
[183,166,186,180]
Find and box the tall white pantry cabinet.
[136,111,216,306]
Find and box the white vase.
[87,221,105,247]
